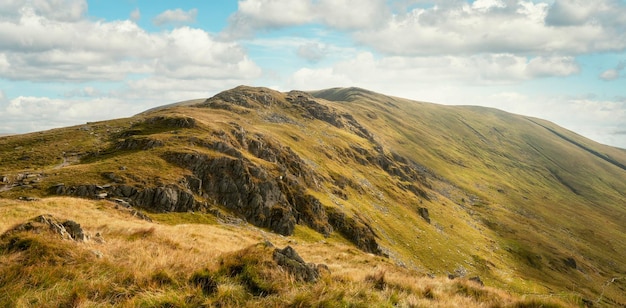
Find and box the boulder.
[418,207,431,224]
[273,246,323,282]
[62,220,87,241]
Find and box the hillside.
[1,86,625,307]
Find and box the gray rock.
[18,196,39,202]
[273,246,323,282]
[4,215,88,242]
[112,198,131,208]
[418,207,431,224]
[469,276,484,286]
[326,207,383,255]
[62,220,87,241]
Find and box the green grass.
[1,85,625,305]
[151,212,219,226]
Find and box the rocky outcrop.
[286,91,375,141]
[113,136,164,151]
[2,214,88,242]
[165,152,297,235]
[162,124,332,236]
[273,245,323,282]
[51,183,201,213]
[144,115,197,128]
[0,172,44,192]
[114,116,197,139]
[326,207,383,255]
[197,87,279,114]
[132,185,198,212]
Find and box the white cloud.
[2,95,140,133]
[287,52,581,94]
[0,0,87,22]
[525,56,580,77]
[225,0,625,56]
[315,0,389,30]
[153,8,197,26]
[296,42,326,62]
[354,0,626,56]
[0,1,263,134]
[600,61,625,81]
[289,67,352,90]
[225,0,314,37]
[600,69,620,81]
[472,0,506,12]
[545,0,604,26]
[223,0,389,38]
[0,5,260,82]
[130,8,140,22]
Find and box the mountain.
[1,86,625,307]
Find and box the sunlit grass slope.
[1,197,571,307]
[1,86,625,306]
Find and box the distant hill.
[1,86,624,307]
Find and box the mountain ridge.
[1,85,625,306]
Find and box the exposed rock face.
[144,115,197,128]
[273,245,324,282]
[162,122,333,236]
[326,207,383,255]
[2,215,87,242]
[132,185,198,212]
[198,86,279,110]
[286,91,375,141]
[165,152,297,235]
[114,136,164,151]
[44,87,405,254]
[51,183,201,213]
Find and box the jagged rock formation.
[326,207,382,255]
[2,215,88,242]
[51,183,200,213]
[40,87,440,255]
[272,245,323,282]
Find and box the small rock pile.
[2,214,89,242]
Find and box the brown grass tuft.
[365,270,387,290]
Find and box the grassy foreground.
[0,197,570,307]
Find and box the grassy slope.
[0,197,569,307]
[311,88,626,303]
[0,86,625,306]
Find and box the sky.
[0,0,625,148]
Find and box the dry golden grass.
[0,197,575,307]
